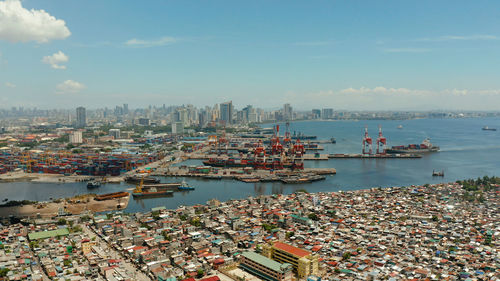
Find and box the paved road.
[82,224,151,281]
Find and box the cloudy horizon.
[1,0,500,110]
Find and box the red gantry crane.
[362,126,373,155]
[376,125,387,154]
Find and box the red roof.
[200,277,220,281]
[273,241,311,258]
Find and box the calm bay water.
[0,118,499,213]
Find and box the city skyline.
[2,0,500,110]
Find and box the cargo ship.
[132,186,173,198]
[385,138,439,154]
[125,176,160,184]
[202,157,300,170]
[482,126,497,131]
[291,132,317,140]
[94,191,129,201]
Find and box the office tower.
[76,107,86,128]
[220,101,233,125]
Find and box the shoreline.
[0,193,130,218]
[0,171,125,183]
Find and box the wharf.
[328,153,421,159]
[160,166,336,184]
[189,153,332,161]
[303,154,329,160]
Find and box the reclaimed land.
[0,194,129,217]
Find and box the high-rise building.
[109,129,121,139]
[138,118,150,126]
[321,108,334,119]
[311,109,321,119]
[171,122,184,134]
[283,103,293,120]
[220,101,233,125]
[123,104,129,115]
[76,107,86,128]
[69,131,83,144]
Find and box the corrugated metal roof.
[273,241,311,258]
[241,251,290,273]
[28,228,69,240]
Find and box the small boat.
[178,180,195,191]
[397,125,403,129]
[87,181,101,188]
[239,177,260,183]
[203,175,222,180]
[330,137,337,144]
[432,170,444,177]
[482,126,497,131]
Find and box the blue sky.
[1,0,500,110]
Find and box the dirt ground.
[0,194,129,217]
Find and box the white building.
[69,131,83,144]
[109,129,121,139]
[171,122,184,134]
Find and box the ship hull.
[132,191,173,198]
[95,192,129,201]
[386,147,439,154]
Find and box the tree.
[342,252,351,260]
[196,269,204,278]
[0,268,10,277]
[308,213,319,221]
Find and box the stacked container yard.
[0,150,163,176]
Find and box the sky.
[1,0,500,110]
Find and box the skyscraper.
[220,101,233,125]
[76,107,86,128]
[283,103,293,120]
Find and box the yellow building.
[81,240,96,255]
[262,241,319,278]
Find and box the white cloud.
[5,82,15,88]
[414,34,498,42]
[125,36,178,48]
[291,86,500,110]
[383,48,431,53]
[56,80,85,94]
[0,0,71,43]
[42,51,68,69]
[340,87,428,95]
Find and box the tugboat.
[87,181,101,188]
[482,126,497,131]
[178,180,195,191]
[386,138,440,154]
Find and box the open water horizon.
[0,117,499,213]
